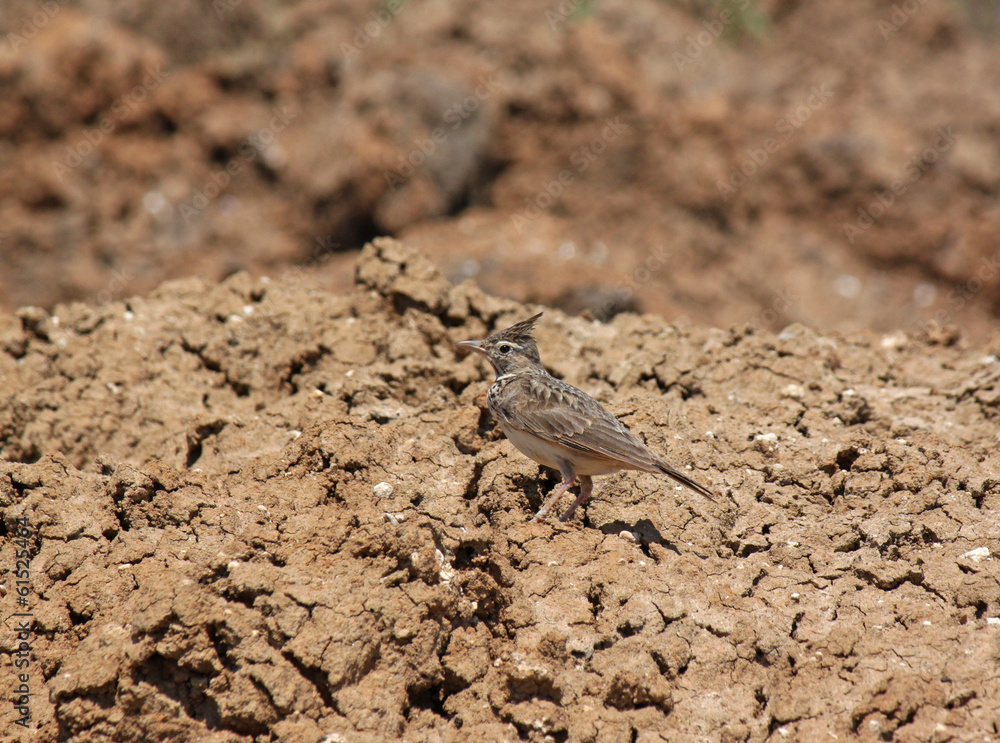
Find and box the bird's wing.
[494,374,660,470]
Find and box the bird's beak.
[455,340,486,356]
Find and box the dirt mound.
[1,239,999,741]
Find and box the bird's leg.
[559,475,594,522]
[532,474,577,522]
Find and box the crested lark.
[457,312,716,523]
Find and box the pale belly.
[501,425,626,477]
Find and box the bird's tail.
[656,460,717,503]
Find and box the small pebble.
[780,384,805,400]
[962,547,990,562]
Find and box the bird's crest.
[489,312,543,347]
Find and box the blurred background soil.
[1,0,1000,339]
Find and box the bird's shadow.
[599,518,682,555]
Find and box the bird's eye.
[497,343,513,354]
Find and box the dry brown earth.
[1,240,999,742]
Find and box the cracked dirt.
[1,239,999,741]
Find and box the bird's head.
[456,312,544,377]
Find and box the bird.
[456,312,716,523]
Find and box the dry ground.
[1,240,999,741]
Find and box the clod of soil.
[1,238,999,741]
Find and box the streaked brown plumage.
[457,312,716,522]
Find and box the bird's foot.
[533,477,576,523]
[558,476,594,522]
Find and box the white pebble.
[880,332,907,349]
[373,482,394,498]
[962,547,990,562]
[780,384,805,400]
